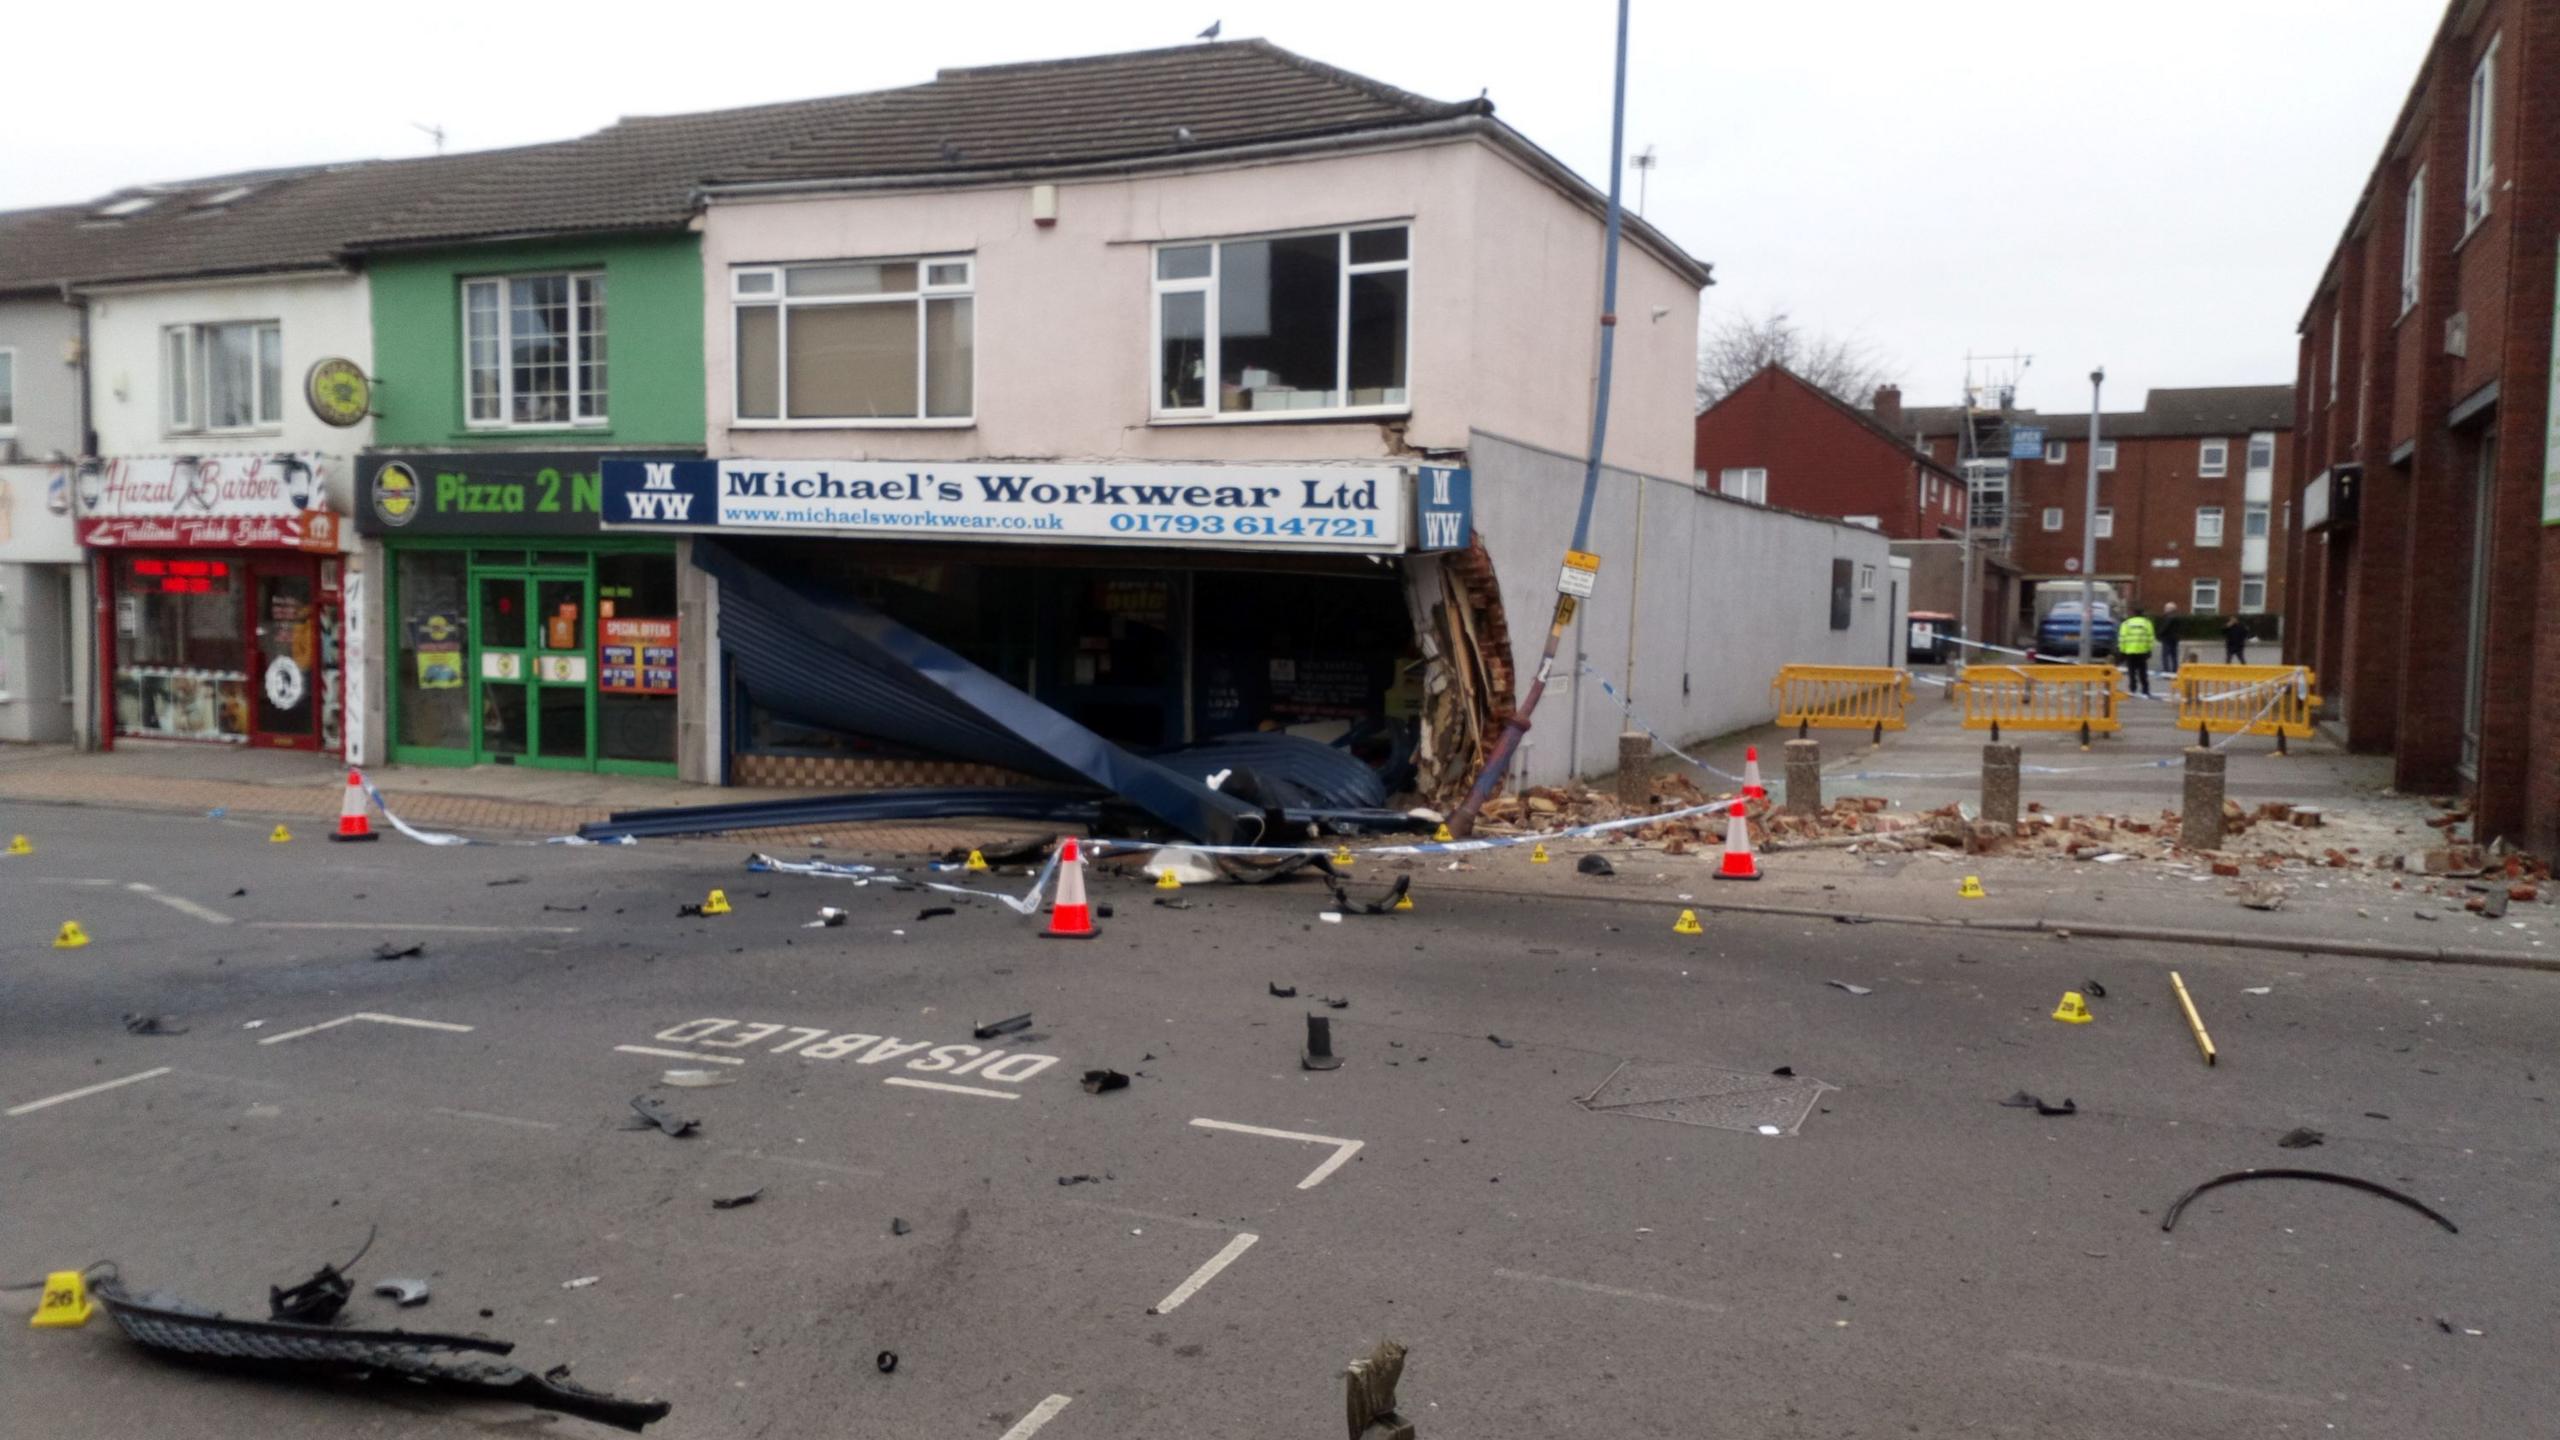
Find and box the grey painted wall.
[0,297,82,461]
[1469,429,1898,786]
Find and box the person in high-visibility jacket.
[2116,605,2158,698]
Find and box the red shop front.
[79,455,349,753]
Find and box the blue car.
[2034,601,2118,659]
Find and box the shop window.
[112,555,249,743]
[596,551,679,765]
[464,273,607,428]
[1151,225,1408,420]
[731,257,973,423]
[164,321,281,433]
[394,550,471,752]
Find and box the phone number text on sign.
[654,1017,1060,1085]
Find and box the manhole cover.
[1578,1060,1834,1135]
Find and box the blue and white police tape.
[358,773,632,848]
[751,850,1065,915]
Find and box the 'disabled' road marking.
[260,1012,475,1046]
[1149,1232,1259,1315]
[996,1395,1074,1439]
[1189,1117,1365,1190]
[7,1067,172,1117]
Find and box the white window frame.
[2329,323,2343,406]
[1917,440,1934,460]
[1149,223,1411,423]
[2245,432,2275,473]
[2464,35,2498,233]
[2094,507,2115,539]
[1857,563,1877,597]
[2198,438,2229,477]
[2096,442,2118,472]
[2195,506,2225,547]
[162,321,282,436]
[1843,515,1881,531]
[2238,577,2267,614]
[1719,468,1767,504]
[2041,506,2064,532]
[2400,167,2425,315]
[2243,503,2271,539]
[2191,578,2223,613]
[2043,439,2066,464]
[728,256,974,427]
[0,346,14,434]
[462,271,609,431]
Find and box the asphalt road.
[3,801,2552,1439]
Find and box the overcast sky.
[7,1,2442,409]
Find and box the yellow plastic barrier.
[1949,663,2123,745]
[1771,665,1913,742]
[2175,664,2319,752]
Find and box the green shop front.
[356,452,691,774]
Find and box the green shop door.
[472,567,595,767]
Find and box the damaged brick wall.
[1414,539,1520,803]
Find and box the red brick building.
[1900,387,2293,645]
[1691,366,1994,620]
[2284,0,2558,851]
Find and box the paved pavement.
[4,799,2554,1438]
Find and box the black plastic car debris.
[543,904,588,914]
[1486,1035,1515,1049]
[876,1351,898,1374]
[1318,996,1350,1010]
[711,1189,763,1211]
[371,942,426,962]
[1999,1091,2077,1117]
[268,1227,375,1324]
[1576,853,1615,877]
[916,906,956,921]
[121,1013,188,1036]
[890,1218,911,1236]
[2084,980,2108,999]
[2278,1127,2327,1149]
[973,1013,1032,1040]
[92,1279,670,1431]
[1152,897,1192,910]
[1321,872,1412,916]
[373,1279,430,1307]
[2159,1168,2458,1235]
[1080,1069,1130,1094]
[1268,983,1298,998]
[486,876,528,888]
[675,902,708,917]
[1771,1066,1796,1077]
[1056,1174,1102,1187]
[626,1096,698,1138]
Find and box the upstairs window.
[2096,442,2118,472]
[465,273,607,428]
[1718,467,1767,504]
[1153,224,1409,419]
[732,257,974,423]
[2464,36,2498,232]
[2094,506,2114,539]
[2041,507,2064,531]
[2043,439,2066,464]
[2199,439,2229,477]
[2400,167,2425,314]
[165,321,281,433]
[2195,506,2225,546]
[2246,433,2275,472]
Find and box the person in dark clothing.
[2223,616,2251,664]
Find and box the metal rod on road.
[1450,0,1633,836]
[2079,367,2103,662]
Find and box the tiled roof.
[1897,384,2295,442]
[711,40,1489,187]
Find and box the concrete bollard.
[1980,744,2022,829]
[2181,747,2227,851]
[1784,739,1823,818]
[1616,732,1651,807]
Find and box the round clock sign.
[305,358,372,428]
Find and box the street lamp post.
[2078,367,2104,662]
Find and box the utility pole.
[2078,367,2104,661]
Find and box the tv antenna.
[1630,144,1657,216]
[411,121,447,155]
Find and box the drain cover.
[1579,1060,1834,1135]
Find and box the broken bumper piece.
[91,1281,671,1432]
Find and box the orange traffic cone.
[1714,800,1762,881]
[1044,836,1097,939]
[1741,746,1767,801]
[330,770,378,843]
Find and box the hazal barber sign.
[600,459,1410,551]
[76,454,340,550]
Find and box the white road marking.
[34,877,119,887]
[1493,1267,1727,1314]
[614,1045,748,1066]
[1189,1117,1366,1190]
[249,920,581,934]
[882,1077,1018,1100]
[8,1067,173,1117]
[429,1107,561,1131]
[259,1012,475,1046]
[1150,1232,1259,1315]
[996,1395,1074,1439]
[125,882,234,925]
[2005,1352,2325,1408]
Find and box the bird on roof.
[1197,19,1221,40]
